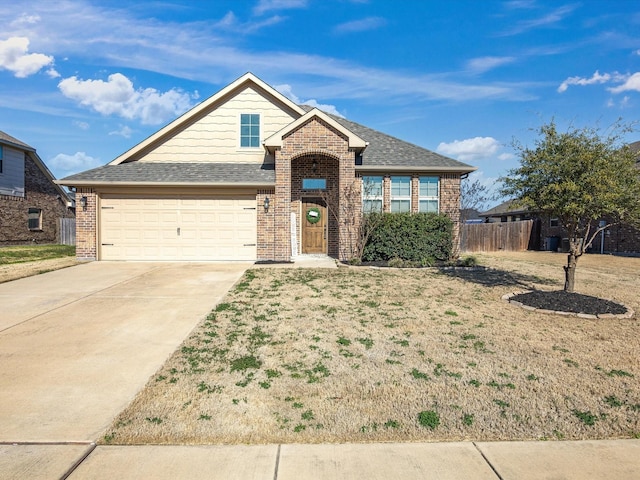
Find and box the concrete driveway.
[0,262,247,476]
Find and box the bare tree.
[460,177,491,223]
[320,177,382,263]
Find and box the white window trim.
[418,176,440,213]
[238,113,262,150]
[390,176,411,213]
[28,207,43,231]
[362,176,383,213]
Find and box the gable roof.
[110,72,305,165]
[0,130,35,152]
[480,199,532,217]
[264,107,367,151]
[60,73,475,187]
[0,130,69,200]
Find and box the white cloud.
[466,56,516,74]
[276,83,344,117]
[10,13,41,27]
[333,17,387,35]
[437,137,501,162]
[46,68,60,78]
[50,151,101,176]
[109,125,133,138]
[3,2,533,103]
[0,36,54,78]
[608,72,640,94]
[58,73,197,125]
[557,70,612,93]
[215,11,284,33]
[73,120,89,130]
[253,0,307,16]
[500,4,578,36]
[498,152,516,161]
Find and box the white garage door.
[100,195,257,261]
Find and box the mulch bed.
[511,290,628,315]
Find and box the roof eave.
[356,165,477,173]
[55,180,275,188]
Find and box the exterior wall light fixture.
[264,196,270,212]
[80,196,88,210]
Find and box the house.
[0,131,75,245]
[481,145,640,255]
[59,73,475,262]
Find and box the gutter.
[55,180,276,188]
[355,165,477,174]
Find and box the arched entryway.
[291,153,339,257]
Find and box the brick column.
[440,174,461,251]
[274,149,291,261]
[411,175,419,213]
[75,188,97,260]
[382,176,391,213]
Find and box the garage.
[99,194,257,261]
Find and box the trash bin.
[544,236,560,251]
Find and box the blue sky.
[2,0,639,203]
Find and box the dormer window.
[240,114,260,148]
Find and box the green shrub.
[417,410,440,429]
[363,213,453,263]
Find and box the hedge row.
[362,212,453,263]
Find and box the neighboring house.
[59,73,475,262]
[481,151,640,254]
[0,131,75,245]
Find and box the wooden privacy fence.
[59,218,76,245]
[461,220,534,252]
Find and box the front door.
[302,199,327,254]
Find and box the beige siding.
[138,87,297,163]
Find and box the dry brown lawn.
[104,252,640,445]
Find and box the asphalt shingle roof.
[299,105,472,170]
[0,130,35,151]
[62,162,275,185]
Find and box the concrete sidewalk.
[2,439,639,479]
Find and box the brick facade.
[0,155,74,245]
[358,173,462,248]
[274,117,356,261]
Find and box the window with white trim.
[362,176,383,212]
[418,176,439,213]
[390,176,411,213]
[28,208,42,230]
[240,114,260,148]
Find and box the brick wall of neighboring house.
[275,117,354,261]
[0,155,73,245]
[539,216,640,254]
[75,188,97,259]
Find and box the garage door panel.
[100,195,257,261]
